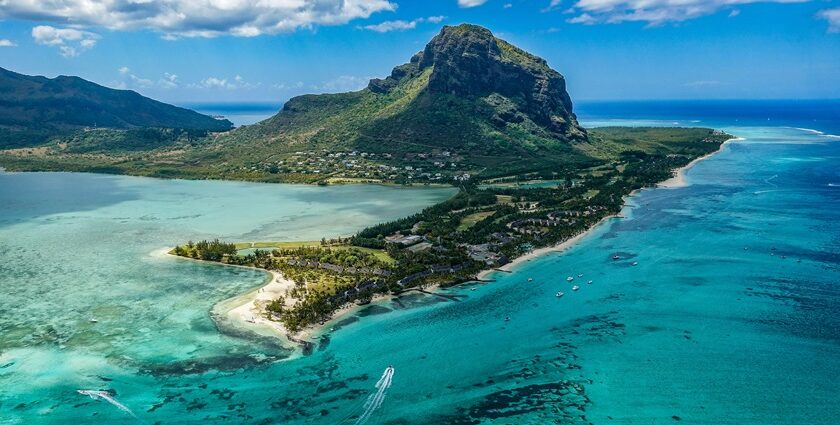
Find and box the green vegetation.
[172,127,733,333]
[0,66,231,149]
[171,240,237,261]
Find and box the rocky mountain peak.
[368,23,586,141]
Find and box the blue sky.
[0,0,838,103]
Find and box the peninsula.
[165,25,733,337]
[0,23,732,338]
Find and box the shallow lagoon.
[1,123,839,424]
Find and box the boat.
[471,287,477,291]
[587,280,593,284]
[612,255,620,260]
[632,261,638,266]
[578,273,583,278]
[555,291,564,298]
[527,278,533,282]
[89,318,98,323]
[572,285,580,291]
[504,316,511,322]
[566,276,574,282]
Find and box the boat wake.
[354,366,395,425]
[77,390,140,420]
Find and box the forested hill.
[0,67,232,147]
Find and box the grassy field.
[235,241,395,264]
[457,211,496,231]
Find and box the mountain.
[0,67,232,147]
[9,24,718,184]
[224,24,588,177]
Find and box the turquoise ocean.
[1,101,839,424]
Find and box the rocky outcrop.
[368,24,586,142]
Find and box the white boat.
[555,291,564,298]
[89,318,98,323]
[527,278,533,282]
[572,285,580,291]
[587,280,593,284]
[632,261,638,266]
[566,276,574,282]
[470,287,477,291]
[577,273,583,278]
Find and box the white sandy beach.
[658,137,742,188]
[225,270,298,336]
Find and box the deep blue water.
[577,99,840,134]
[181,102,281,127]
[1,101,839,424]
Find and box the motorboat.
[587,280,593,284]
[566,276,574,282]
[555,291,564,298]
[572,285,580,291]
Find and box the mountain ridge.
[0,67,232,147]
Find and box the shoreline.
[475,214,620,281]
[657,137,742,188]
[166,252,306,345]
[202,135,739,344]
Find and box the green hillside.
[0,67,232,148]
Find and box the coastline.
[166,252,307,345]
[658,137,742,188]
[204,134,739,344]
[475,214,620,281]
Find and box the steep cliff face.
[230,23,590,176]
[368,24,586,142]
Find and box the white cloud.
[819,7,840,33]
[315,75,370,92]
[564,0,810,26]
[361,16,447,33]
[362,19,418,32]
[0,39,16,47]
[458,0,489,7]
[192,75,258,90]
[2,1,396,39]
[115,68,179,90]
[160,72,179,89]
[32,25,98,57]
